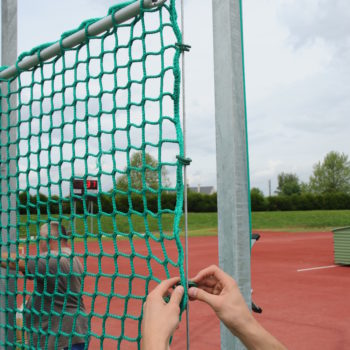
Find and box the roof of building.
[188,186,215,195]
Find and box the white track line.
[297,265,337,272]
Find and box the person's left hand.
[141,277,184,350]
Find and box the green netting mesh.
[0,0,186,348]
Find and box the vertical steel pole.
[1,0,18,347]
[90,200,93,235]
[180,0,190,349]
[74,201,77,233]
[212,0,251,349]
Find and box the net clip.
[176,43,191,53]
[177,155,192,166]
[163,281,198,303]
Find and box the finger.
[190,265,219,282]
[188,284,222,301]
[169,286,184,307]
[189,284,215,296]
[196,278,217,288]
[153,277,181,296]
[188,286,216,306]
[199,285,216,294]
[192,265,230,285]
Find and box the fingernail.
[176,285,184,294]
[188,287,197,298]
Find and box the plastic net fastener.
[176,155,192,166]
[175,43,191,52]
[163,281,198,304]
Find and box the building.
[188,184,215,195]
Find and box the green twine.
[0,0,186,349]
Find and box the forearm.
[232,317,287,350]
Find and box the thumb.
[188,287,216,306]
[169,286,184,306]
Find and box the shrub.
[187,193,217,212]
[21,190,350,214]
[250,189,266,211]
[267,196,293,211]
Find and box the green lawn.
[17,212,217,239]
[251,210,350,231]
[17,210,350,239]
[185,210,350,233]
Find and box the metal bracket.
[176,43,191,53]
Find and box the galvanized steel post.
[1,0,18,347]
[212,0,251,349]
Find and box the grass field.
[251,210,350,231]
[17,210,350,239]
[187,210,350,233]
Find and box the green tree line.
[18,151,350,214]
[18,192,218,215]
[19,190,350,215]
[274,151,350,196]
[251,151,350,211]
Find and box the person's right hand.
[188,265,254,337]
[188,265,287,350]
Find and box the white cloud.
[242,0,350,194]
[2,0,349,196]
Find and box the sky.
[2,0,349,195]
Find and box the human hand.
[188,265,287,350]
[141,277,184,350]
[188,265,254,336]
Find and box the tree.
[300,182,311,194]
[116,151,170,191]
[309,151,350,194]
[275,172,301,196]
[250,187,266,211]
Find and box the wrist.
[234,317,284,350]
[225,312,256,338]
[142,334,169,350]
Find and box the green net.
[0,0,187,348]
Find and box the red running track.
[19,231,350,349]
[171,231,350,350]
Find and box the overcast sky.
[3,0,349,194]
